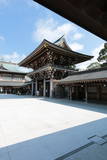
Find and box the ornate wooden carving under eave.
[45,70,52,79]
[30,75,33,79]
[46,51,54,64]
[35,73,40,79]
[59,55,65,64]
[30,53,49,70]
[38,72,44,79]
[53,70,63,80]
[40,56,48,67]
[68,57,74,65]
[33,61,38,68]
[53,54,58,61]
[28,63,34,69]
[34,71,45,80]
[53,54,73,66]
[43,43,49,48]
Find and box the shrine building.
[59,67,107,103]
[19,36,92,97]
[0,61,31,94]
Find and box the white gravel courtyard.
[0,94,107,160]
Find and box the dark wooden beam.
[34,0,107,41]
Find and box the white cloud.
[69,42,84,51]
[76,43,104,70]
[33,18,76,42]
[73,33,83,40]
[0,52,26,63]
[0,36,5,41]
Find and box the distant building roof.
[59,67,107,84]
[0,81,26,87]
[0,80,32,87]
[0,61,32,74]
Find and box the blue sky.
[0,0,106,69]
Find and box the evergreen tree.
[97,43,107,65]
[69,64,79,71]
[87,62,101,70]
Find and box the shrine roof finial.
[54,35,65,44]
[54,35,72,50]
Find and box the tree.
[87,62,101,70]
[69,64,79,71]
[0,57,5,61]
[97,43,107,64]
[69,64,76,70]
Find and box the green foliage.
[0,57,5,61]
[69,64,76,69]
[69,64,79,71]
[97,43,107,63]
[101,62,107,67]
[87,62,101,70]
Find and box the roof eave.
[0,69,27,75]
[19,39,48,66]
[19,39,93,66]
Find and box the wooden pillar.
[50,78,53,98]
[43,79,46,97]
[75,86,78,100]
[85,84,88,102]
[69,86,72,100]
[35,79,37,96]
[31,81,34,96]
[69,87,71,100]
[97,85,101,101]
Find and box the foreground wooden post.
[43,79,46,97]
[35,79,37,96]
[85,84,88,102]
[31,81,34,96]
[50,79,53,98]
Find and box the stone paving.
[0,94,107,160]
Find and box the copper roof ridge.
[0,61,17,65]
[70,66,107,76]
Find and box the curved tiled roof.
[19,38,93,66]
[54,35,71,50]
[59,67,107,84]
[0,61,32,74]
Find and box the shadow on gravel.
[37,97,107,115]
[0,117,107,160]
[0,94,32,99]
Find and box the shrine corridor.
[0,94,107,160]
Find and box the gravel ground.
[0,94,107,160]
